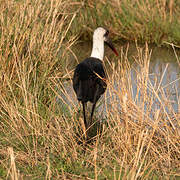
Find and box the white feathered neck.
[90,27,106,61]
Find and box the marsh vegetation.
[0,0,180,179]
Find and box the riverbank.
[70,0,180,45]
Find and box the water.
[130,57,180,117]
[57,42,180,117]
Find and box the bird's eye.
[104,30,109,37]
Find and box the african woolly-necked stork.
[73,27,118,129]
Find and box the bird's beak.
[105,38,118,56]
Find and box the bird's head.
[93,27,118,56]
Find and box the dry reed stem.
[7,147,19,180]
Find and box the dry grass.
[102,43,180,179]
[2,41,180,179]
[0,0,81,179]
[0,0,180,179]
[49,43,180,179]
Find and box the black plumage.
[73,57,107,128]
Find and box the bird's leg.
[90,84,100,126]
[90,101,97,126]
[82,102,87,129]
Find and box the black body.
[73,57,107,128]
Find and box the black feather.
[73,57,107,103]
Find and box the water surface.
[58,43,180,116]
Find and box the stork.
[73,27,118,129]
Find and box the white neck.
[90,38,104,61]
